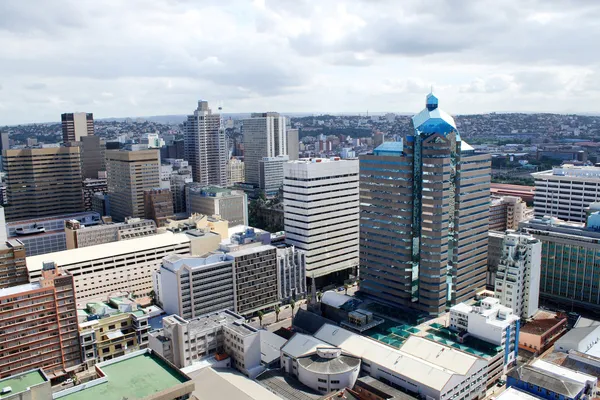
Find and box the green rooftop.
[56,353,187,400]
[0,370,46,399]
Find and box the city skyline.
[2,1,600,125]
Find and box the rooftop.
[190,367,280,400]
[257,369,323,400]
[508,365,585,398]
[297,350,361,374]
[520,311,566,335]
[54,351,189,400]
[0,282,42,298]
[496,387,547,400]
[281,333,330,359]
[0,369,47,399]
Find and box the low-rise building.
[555,323,600,355]
[518,311,567,354]
[0,369,51,400]
[163,213,229,240]
[64,217,156,249]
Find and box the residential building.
[82,176,107,211]
[243,112,287,186]
[276,245,307,303]
[0,262,81,378]
[65,217,156,249]
[80,135,106,179]
[287,128,299,160]
[227,157,245,186]
[186,184,248,226]
[532,164,600,223]
[487,231,504,287]
[61,112,94,143]
[52,349,194,400]
[518,310,567,353]
[156,253,235,319]
[0,369,51,400]
[144,188,175,227]
[184,100,227,186]
[284,158,360,286]
[449,298,520,382]
[106,149,161,221]
[519,215,600,311]
[26,230,209,304]
[359,94,491,314]
[494,232,542,319]
[259,155,288,197]
[229,245,280,315]
[3,147,84,221]
[6,211,101,256]
[0,239,27,288]
[490,196,531,231]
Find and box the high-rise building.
[0,131,9,171]
[106,149,160,221]
[183,100,227,186]
[186,184,248,226]
[243,112,287,186]
[80,135,106,179]
[227,157,245,186]
[532,165,600,223]
[287,128,299,160]
[489,195,532,231]
[494,232,541,319]
[162,158,193,214]
[276,245,307,302]
[284,158,360,286]
[3,147,84,221]
[259,155,289,197]
[0,239,27,288]
[0,262,81,378]
[359,94,491,315]
[144,188,175,227]
[61,112,94,143]
[82,176,107,211]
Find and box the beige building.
[227,157,245,186]
[106,149,161,221]
[0,262,81,378]
[0,239,27,289]
[65,217,157,249]
[490,195,531,231]
[162,213,229,240]
[186,184,248,226]
[3,147,84,221]
[61,112,94,143]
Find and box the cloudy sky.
[1,0,599,124]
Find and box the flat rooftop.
[191,368,280,400]
[55,352,188,400]
[520,311,565,335]
[0,369,47,399]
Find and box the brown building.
[3,147,84,221]
[82,176,107,211]
[359,94,491,315]
[518,311,568,354]
[106,149,160,222]
[0,262,81,378]
[61,112,94,143]
[489,195,531,231]
[0,239,27,289]
[144,188,175,227]
[490,183,535,204]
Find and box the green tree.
[290,300,296,322]
[317,291,323,302]
[257,310,264,327]
[275,305,280,322]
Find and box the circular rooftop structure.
[296,348,361,394]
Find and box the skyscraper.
[242,112,287,186]
[287,128,300,160]
[61,112,94,143]
[359,94,491,315]
[80,135,106,179]
[106,149,160,221]
[183,101,227,186]
[3,147,84,221]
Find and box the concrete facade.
[243,112,287,186]
[65,217,157,249]
[186,184,248,226]
[61,112,94,143]
[0,239,26,289]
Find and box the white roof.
[531,360,597,385]
[190,367,281,400]
[0,282,41,297]
[314,324,482,392]
[321,291,353,308]
[281,333,330,358]
[228,244,276,258]
[26,231,191,272]
[260,330,287,364]
[497,387,545,400]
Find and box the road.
[247,300,307,329]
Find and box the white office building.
[243,112,287,186]
[259,155,288,197]
[283,158,360,284]
[276,245,307,303]
[494,232,542,319]
[532,165,600,223]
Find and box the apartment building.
[0,262,81,378]
[284,158,360,287]
[61,112,94,143]
[26,231,204,304]
[106,149,161,221]
[276,245,307,303]
[494,232,542,319]
[3,147,84,221]
[186,184,248,226]
[533,165,600,223]
[0,239,27,289]
[64,217,156,249]
[490,196,531,231]
[156,252,235,320]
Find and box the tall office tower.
[61,112,94,143]
[0,131,9,171]
[0,239,27,288]
[227,157,245,186]
[183,101,227,186]
[284,158,360,287]
[80,135,106,179]
[106,149,160,221]
[494,232,541,319]
[243,112,287,186]
[259,155,289,197]
[0,262,81,378]
[186,184,248,226]
[359,94,491,315]
[3,147,84,221]
[532,165,600,223]
[144,188,175,227]
[287,128,300,160]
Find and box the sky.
[1,0,600,125]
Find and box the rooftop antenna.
[431,85,434,94]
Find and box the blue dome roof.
[411,93,459,138]
[426,93,438,111]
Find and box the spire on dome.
[426,91,438,111]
